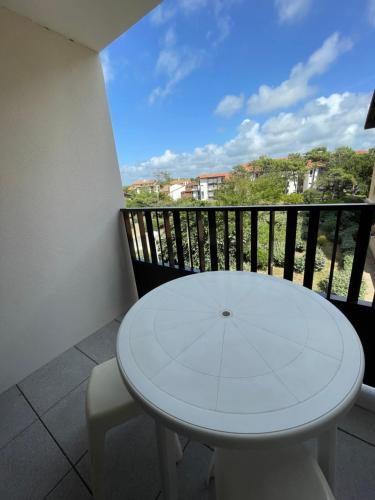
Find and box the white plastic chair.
[214,445,335,500]
[86,357,183,499]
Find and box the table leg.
[317,426,337,494]
[156,422,178,500]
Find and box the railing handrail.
[122,202,375,213]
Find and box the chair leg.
[206,449,215,486]
[173,432,183,463]
[88,423,106,500]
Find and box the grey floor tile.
[0,386,37,449]
[337,429,375,500]
[45,470,91,499]
[160,441,215,500]
[77,415,161,499]
[18,348,95,415]
[76,320,119,364]
[338,405,375,446]
[0,420,70,500]
[42,380,88,463]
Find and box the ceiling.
[0,0,160,51]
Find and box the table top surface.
[117,272,364,445]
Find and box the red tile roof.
[198,172,230,179]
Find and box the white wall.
[0,8,137,392]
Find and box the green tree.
[154,170,172,186]
[125,189,172,208]
[317,166,357,200]
[215,172,286,206]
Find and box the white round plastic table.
[116,271,364,500]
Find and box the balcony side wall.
[0,8,137,392]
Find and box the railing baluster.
[326,209,342,300]
[347,207,374,303]
[235,210,243,271]
[145,211,157,264]
[196,211,205,271]
[224,210,229,270]
[268,211,275,275]
[251,209,258,272]
[284,209,297,281]
[130,211,140,260]
[123,210,136,259]
[155,211,164,265]
[163,211,174,267]
[303,208,320,289]
[186,211,194,270]
[173,211,185,270]
[208,210,218,271]
[137,211,149,262]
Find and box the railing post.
[208,210,218,271]
[284,209,298,281]
[268,211,275,275]
[251,209,258,272]
[303,208,320,289]
[235,210,243,271]
[347,206,374,303]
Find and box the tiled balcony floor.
[1,318,375,499]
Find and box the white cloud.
[369,0,375,27]
[100,50,114,83]
[247,33,353,114]
[275,0,311,23]
[179,0,208,14]
[164,26,177,47]
[215,94,245,117]
[121,92,375,184]
[149,4,177,26]
[149,29,204,104]
[149,46,204,104]
[150,0,238,46]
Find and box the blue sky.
[101,0,375,185]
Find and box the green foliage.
[318,268,367,300]
[295,239,305,252]
[340,228,356,255]
[257,246,268,270]
[342,254,354,272]
[317,234,327,246]
[215,172,286,206]
[125,190,172,208]
[317,166,357,200]
[314,247,326,271]
[273,242,285,267]
[293,255,305,273]
[292,247,326,274]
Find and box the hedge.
[318,266,367,299]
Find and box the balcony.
[1,202,375,498]
[1,3,375,498]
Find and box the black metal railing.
[122,203,375,305]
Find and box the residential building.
[181,181,200,200]
[198,172,230,200]
[167,179,191,201]
[128,179,160,194]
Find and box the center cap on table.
[221,309,232,318]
